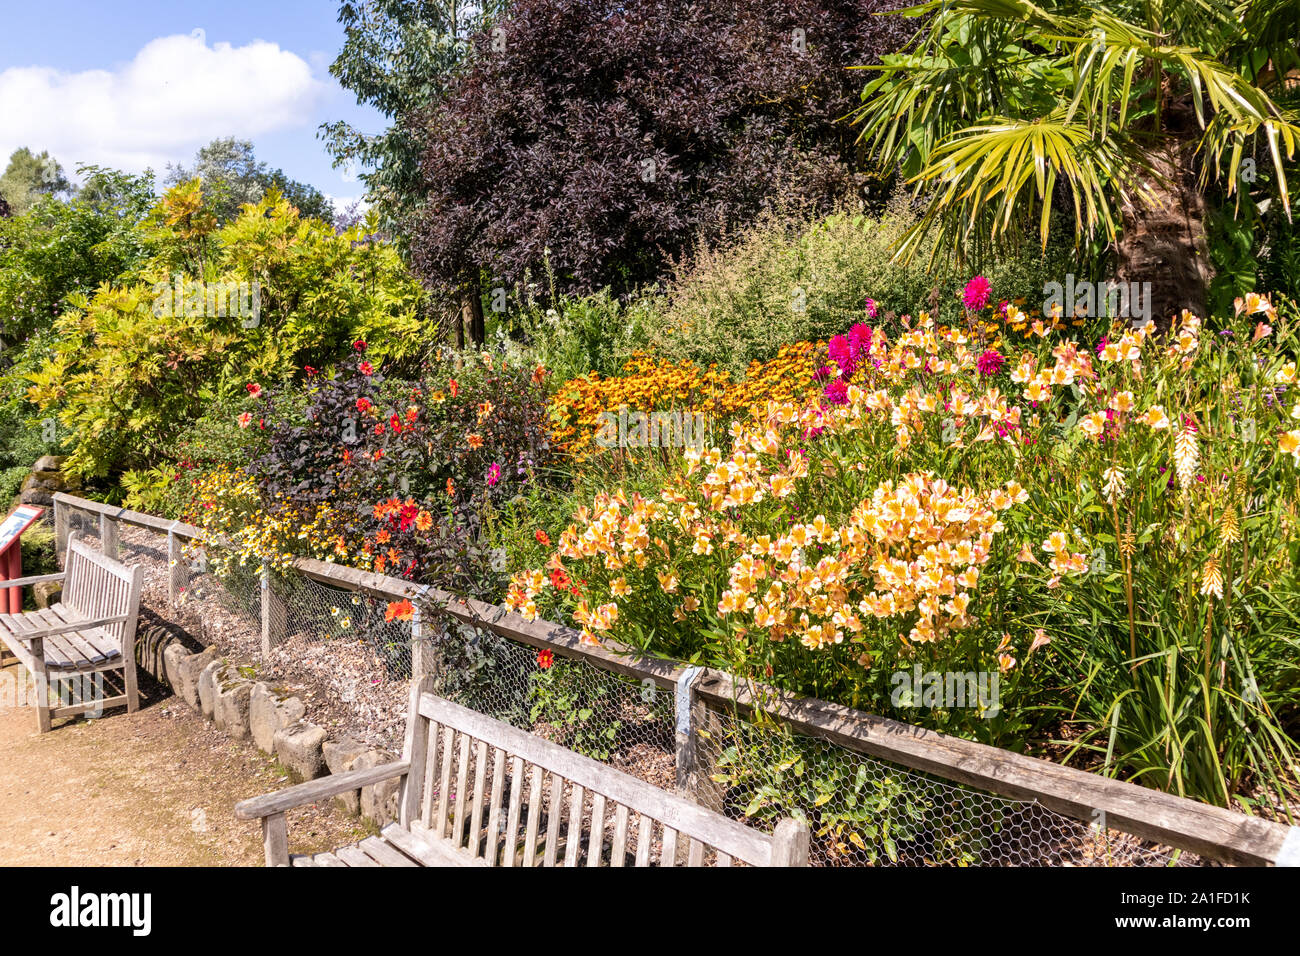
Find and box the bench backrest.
[62,536,144,651]
[400,682,809,866]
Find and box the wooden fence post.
[99,512,119,560]
[770,818,811,867]
[410,599,429,680]
[261,559,286,656]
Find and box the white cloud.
[0,32,325,177]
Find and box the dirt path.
[0,663,368,866]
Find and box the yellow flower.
[1140,405,1170,430]
[1199,559,1223,600]
[1279,430,1300,465]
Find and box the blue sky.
[0,0,387,209]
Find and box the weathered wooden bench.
[236,677,811,867]
[0,537,144,732]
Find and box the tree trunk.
[1114,137,1213,325]
[460,283,485,347]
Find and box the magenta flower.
[864,298,878,319]
[976,349,1006,376]
[486,462,502,487]
[813,364,833,383]
[828,335,856,377]
[823,379,849,405]
[848,323,873,359]
[962,276,992,311]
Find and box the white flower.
[1102,467,1126,503]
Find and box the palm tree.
[851,0,1300,321]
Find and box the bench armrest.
[235,760,411,820]
[1,572,66,589]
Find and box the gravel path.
[0,662,367,866]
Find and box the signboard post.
[0,505,45,614]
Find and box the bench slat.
[42,635,90,670]
[661,827,677,867]
[588,793,606,867]
[485,747,506,865]
[34,609,102,668]
[436,726,453,840]
[360,835,418,868]
[502,755,524,867]
[335,846,379,867]
[384,822,486,867]
[452,732,471,850]
[468,739,487,859]
[404,822,490,866]
[564,784,585,867]
[635,815,653,867]
[419,719,440,829]
[48,605,118,662]
[611,804,629,867]
[523,764,544,866]
[543,773,563,867]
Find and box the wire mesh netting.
[693,707,1194,867]
[64,505,1206,866]
[419,610,677,779]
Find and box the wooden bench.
[236,677,811,867]
[0,537,144,732]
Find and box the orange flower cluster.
[548,344,825,460]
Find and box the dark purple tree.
[407,0,910,324]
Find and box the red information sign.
[0,505,45,614]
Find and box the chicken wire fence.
[57,502,1201,867]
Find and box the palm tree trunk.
[1115,138,1213,325]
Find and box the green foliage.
[0,330,69,492]
[0,166,155,343]
[165,138,335,225]
[643,203,1072,374]
[0,148,73,216]
[24,184,427,482]
[528,656,622,761]
[0,465,27,508]
[504,285,653,383]
[321,0,510,234]
[1208,153,1300,314]
[710,718,978,864]
[851,0,1300,263]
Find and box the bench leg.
[31,643,51,733]
[122,655,139,715]
[263,812,289,867]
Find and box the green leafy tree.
[4,148,73,206]
[322,1,512,347]
[0,148,74,215]
[320,0,510,234]
[852,0,1300,319]
[24,185,426,482]
[165,138,335,225]
[0,166,155,346]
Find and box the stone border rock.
[154,625,400,829]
